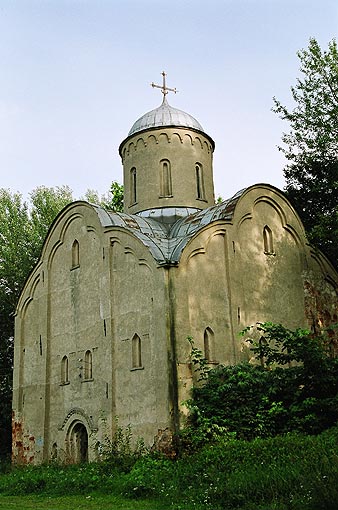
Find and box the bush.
[121,427,338,509]
[186,323,338,440]
[0,427,337,509]
[94,415,148,473]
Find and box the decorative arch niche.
[71,239,80,268]
[263,225,274,254]
[204,327,215,362]
[160,159,172,197]
[84,350,92,380]
[130,167,137,205]
[131,334,142,369]
[195,163,205,200]
[61,355,69,384]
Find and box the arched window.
[72,240,80,268]
[132,334,142,369]
[204,327,215,362]
[160,159,172,197]
[263,225,274,254]
[84,350,92,380]
[195,163,205,200]
[130,167,137,205]
[61,355,69,384]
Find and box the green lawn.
[0,494,172,510]
[1,426,337,510]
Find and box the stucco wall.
[12,186,338,463]
[108,230,171,444]
[13,271,47,464]
[13,202,173,464]
[13,203,113,463]
[120,127,215,214]
[172,186,338,420]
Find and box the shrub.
[93,415,148,473]
[121,427,338,509]
[186,323,338,440]
[0,427,337,509]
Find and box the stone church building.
[12,75,338,463]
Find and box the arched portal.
[67,422,88,463]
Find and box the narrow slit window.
[263,225,274,254]
[204,327,215,362]
[132,334,142,369]
[130,168,137,205]
[196,164,205,200]
[160,159,172,197]
[84,350,92,379]
[72,240,80,268]
[61,355,69,384]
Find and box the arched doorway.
[67,422,88,463]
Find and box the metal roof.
[128,97,204,137]
[93,189,246,265]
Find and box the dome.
[128,97,204,136]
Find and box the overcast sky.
[0,0,337,203]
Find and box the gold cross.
[151,71,177,97]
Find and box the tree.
[107,181,124,212]
[0,190,31,456]
[84,181,124,212]
[272,38,338,266]
[29,186,74,262]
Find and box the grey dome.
[128,97,204,136]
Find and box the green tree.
[29,186,74,261]
[107,181,124,212]
[0,190,31,457]
[84,181,124,212]
[272,38,338,266]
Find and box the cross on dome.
[151,71,177,101]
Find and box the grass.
[1,426,338,510]
[0,493,171,510]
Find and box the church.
[12,73,338,464]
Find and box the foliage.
[84,181,124,212]
[0,186,74,315]
[284,159,338,267]
[243,321,324,368]
[187,336,210,381]
[0,427,338,510]
[123,428,338,510]
[29,186,74,261]
[108,181,124,212]
[186,323,338,439]
[273,38,338,167]
[272,38,338,266]
[94,416,147,472]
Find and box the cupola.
[119,72,215,215]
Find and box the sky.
[0,0,337,203]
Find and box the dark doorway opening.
[68,422,88,463]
